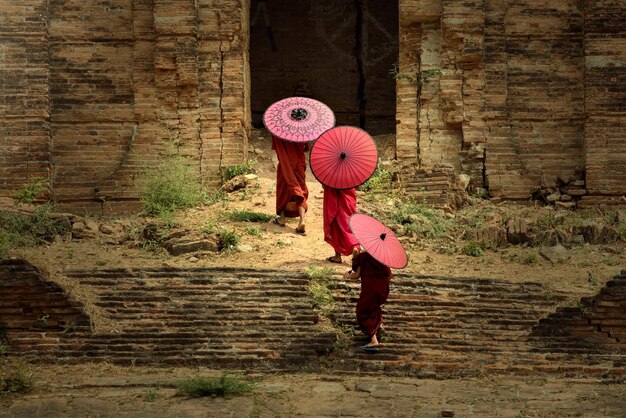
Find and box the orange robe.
[323,186,359,256]
[272,136,309,218]
[352,252,392,337]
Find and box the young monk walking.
[323,186,360,263]
[343,249,392,351]
[272,135,309,235]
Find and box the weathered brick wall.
[583,0,626,197]
[484,0,586,199]
[399,0,625,201]
[1,0,248,214]
[2,0,624,211]
[0,1,51,197]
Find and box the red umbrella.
[263,97,335,143]
[349,213,408,269]
[309,126,378,190]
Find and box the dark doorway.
[249,0,398,135]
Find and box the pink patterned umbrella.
[263,97,335,143]
[349,213,408,269]
[310,126,378,190]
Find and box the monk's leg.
[278,210,286,226]
[297,206,306,231]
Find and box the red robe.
[352,252,392,337]
[272,136,309,218]
[323,186,359,256]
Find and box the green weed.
[218,229,239,252]
[137,154,206,219]
[12,177,48,205]
[304,265,334,281]
[521,252,538,265]
[244,226,262,237]
[225,159,256,181]
[0,204,69,256]
[174,375,255,398]
[0,362,34,395]
[357,167,391,193]
[390,201,452,240]
[227,210,273,223]
[144,388,158,402]
[461,241,485,257]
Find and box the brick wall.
[0,1,51,197]
[1,0,249,214]
[1,0,624,212]
[584,0,626,197]
[399,0,625,201]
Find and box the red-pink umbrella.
[263,97,335,143]
[310,126,378,190]
[349,213,408,269]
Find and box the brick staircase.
[1,259,624,380]
[326,273,625,379]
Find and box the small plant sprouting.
[357,167,391,194]
[12,177,48,205]
[225,159,257,181]
[245,226,262,237]
[137,154,207,220]
[227,210,273,223]
[304,265,334,282]
[144,388,158,402]
[218,229,239,252]
[461,241,485,257]
[174,374,255,398]
[0,362,34,395]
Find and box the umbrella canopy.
[309,126,378,190]
[263,97,335,143]
[349,213,408,269]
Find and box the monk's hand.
[343,270,353,279]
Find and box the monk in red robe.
[272,135,309,234]
[323,186,359,263]
[343,251,392,351]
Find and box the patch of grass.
[389,200,452,240]
[144,388,158,402]
[174,375,255,398]
[0,361,34,395]
[534,212,563,230]
[0,231,9,260]
[306,265,335,315]
[12,177,48,205]
[310,281,334,309]
[461,241,485,257]
[218,229,239,252]
[602,257,620,266]
[137,154,207,219]
[206,190,229,206]
[0,204,70,255]
[357,167,391,193]
[520,252,538,265]
[244,226,262,237]
[304,265,334,281]
[227,210,273,223]
[225,159,256,181]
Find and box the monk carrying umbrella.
[343,213,408,351]
[310,126,378,263]
[264,97,335,234]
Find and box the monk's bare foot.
[295,224,306,235]
[327,255,342,263]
